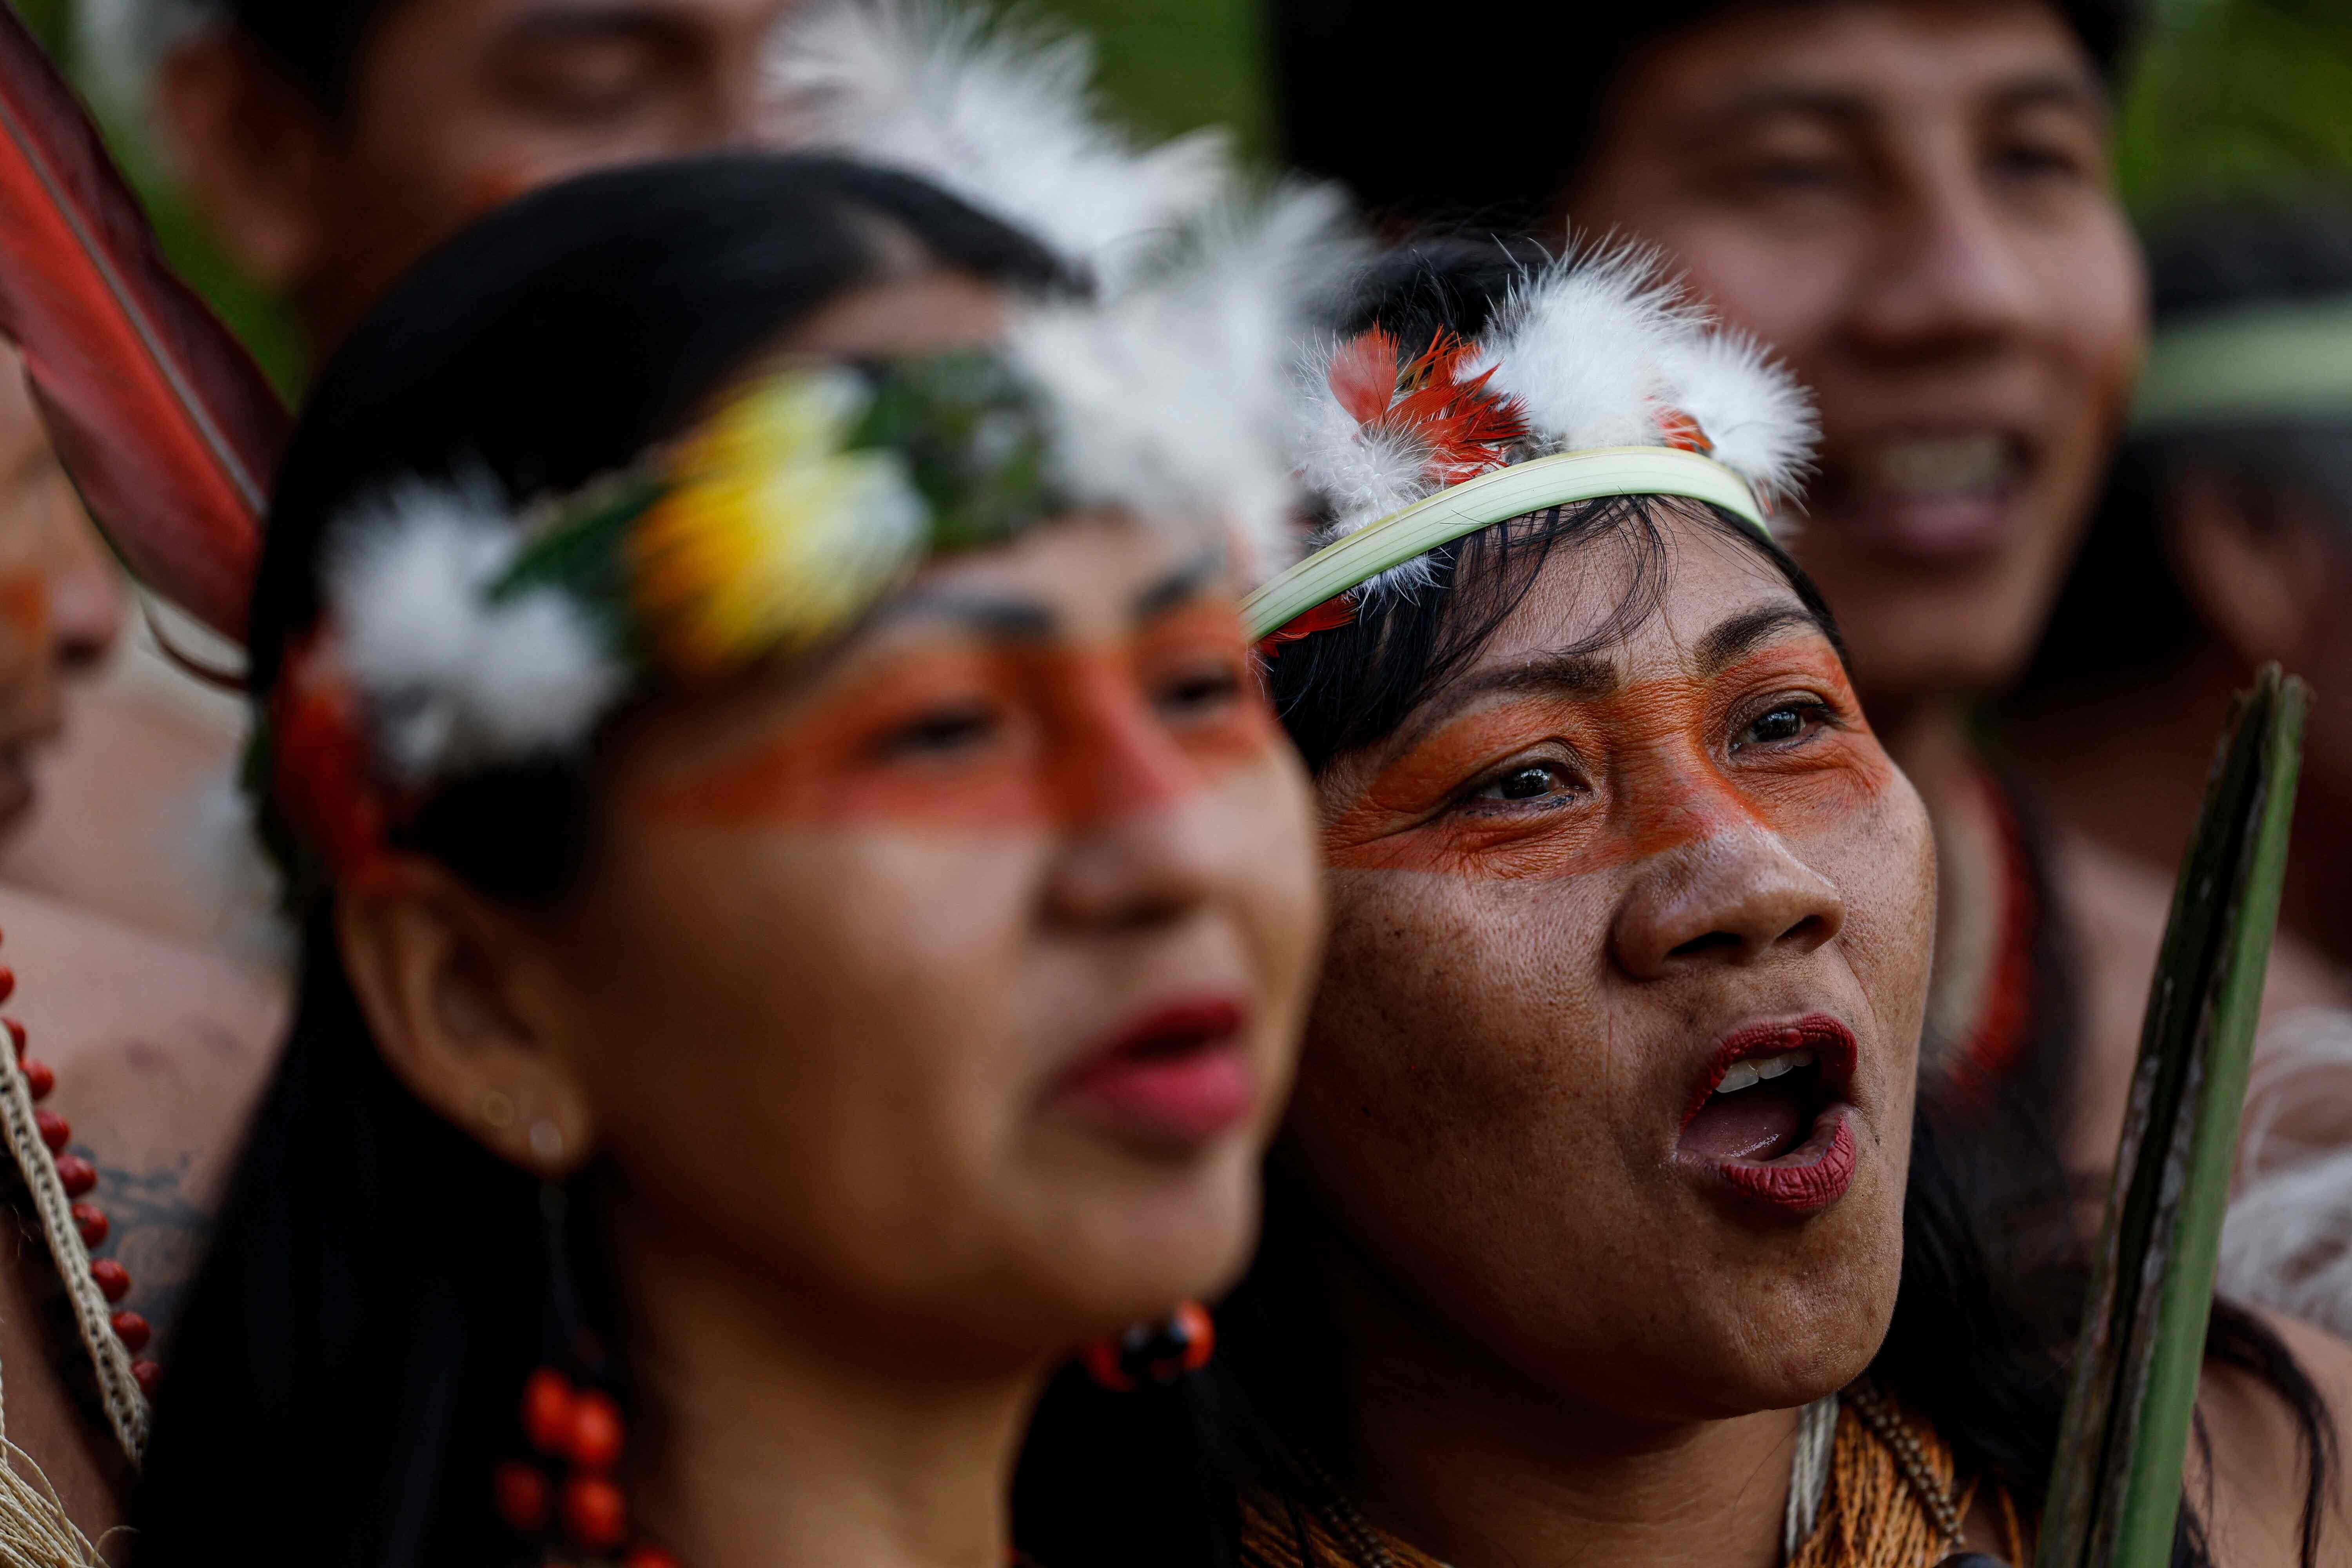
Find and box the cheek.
[558,824,1047,1269]
[1805,777,1935,1090]
[1292,867,1630,1216]
[1668,223,1853,362]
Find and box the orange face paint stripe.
[1322,646,1889,880]
[645,609,1277,833]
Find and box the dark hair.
[211,0,396,111]
[2022,200,2352,694]
[1016,234,2336,1568]
[1269,0,2143,230]
[128,152,1071,1566]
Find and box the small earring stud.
[481,1089,517,1130]
[527,1118,566,1165]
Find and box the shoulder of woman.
[2189,1305,2352,1568]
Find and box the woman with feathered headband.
[1017,236,2351,1568]
[89,145,1350,1565]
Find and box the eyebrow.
[1390,650,1620,755]
[1131,546,1224,621]
[1702,67,2105,135]
[1693,605,1824,675]
[496,2,683,51]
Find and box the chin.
[1052,1147,1266,1327]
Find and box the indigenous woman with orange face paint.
[113,152,1336,1568]
[1016,238,2352,1568]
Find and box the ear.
[2163,469,2339,671]
[152,31,336,292]
[334,862,598,1177]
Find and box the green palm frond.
[2038,666,2307,1568]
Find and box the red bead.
[492,1460,549,1535]
[621,1548,682,1568]
[559,1475,628,1552]
[520,1367,574,1456]
[109,1311,149,1352]
[71,1204,105,1247]
[564,1388,624,1472]
[35,1111,67,1152]
[0,969,18,1005]
[5,1019,24,1059]
[90,1260,130,1302]
[20,1058,51,1101]
[131,1360,159,1396]
[54,1156,95,1196]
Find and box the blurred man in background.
[1272,0,2344,1181]
[101,0,801,353]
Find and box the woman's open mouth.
[1675,1015,1859,1215]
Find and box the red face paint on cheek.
[0,572,49,662]
[647,608,1278,833]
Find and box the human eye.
[1461,755,1586,811]
[499,39,665,127]
[1151,652,1247,722]
[871,698,1005,761]
[1731,695,1837,754]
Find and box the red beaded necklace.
[0,936,159,1467]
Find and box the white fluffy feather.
[1289,238,1817,596]
[764,0,1232,291]
[2218,1007,2352,1339]
[1476,241,1698,457]
[325,479,626,786]
[1008,182,1357,580]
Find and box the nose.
[42,506,125,670]
[1612,822,1845,979]
[1038,666,1221,929]
[1846,166,2041,358]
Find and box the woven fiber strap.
[0,1046,146,1465]
[1243,446,1771,643]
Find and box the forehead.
[1612,0,2099,122]
[1466,511,1817,677]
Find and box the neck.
[613,1200,1037,1568]
[1313,1251,1797,1568]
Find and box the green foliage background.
[4,0,2348,380]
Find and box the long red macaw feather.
[0,6,283,645]
[1327,327,1526,488]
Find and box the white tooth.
[1717,1062,1761,1094]
[1787,1049,1814,1069]
[1864,435,2010,497]
[1754,1054,1794,1081]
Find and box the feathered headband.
[1248,244,1816,644]
[271,202,1339,884]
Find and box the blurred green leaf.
[1030,0,1271,157]
[2120,0,2352,217]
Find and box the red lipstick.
[1677,1014,1860,1216]
[1052,997,1255,1147]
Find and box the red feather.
[1328,328,1526,488]
[1325,328,1399,426]
[0,7,284,644]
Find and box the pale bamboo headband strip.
[1242,445,1773,644]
